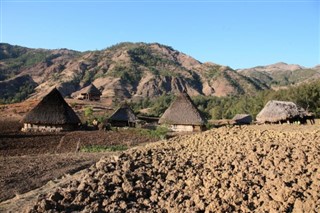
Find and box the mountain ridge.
[0,42,318,104]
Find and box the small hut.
[256,100,307,124]
[79,84,102,101]
[108,104,137,127]
[21,88,81,132]
[232,114,252,125]
[159,91,206,132]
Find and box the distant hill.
[238,62,320,88]
[0,42,316,104]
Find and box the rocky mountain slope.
[238,62,320,87]
[0,43,269,103]
[1,43,317,103]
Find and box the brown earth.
[0,119,158,204]
[19,124,319,212]
[0,153,104,203]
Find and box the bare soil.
[0,118,158,204]
[0,153,104,202]
[23,124,320,212]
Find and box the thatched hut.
[21,88,81,132]
[232,114,252,125]
[79,83,102,101]
[256,100,307,124]
[108,104,137,127]
[159,92,206,132]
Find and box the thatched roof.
[109,104,137,122]
[159,92,206,125]
[81,84,102,96]
[256,100,307,123]
[232,114,252,124]
[22,88,81,125]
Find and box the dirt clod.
[24,125,319,212]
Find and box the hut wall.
[170,125,194,132]
[21,123,77,132]
[110,121,135,127]
[193,125,204,132]
[80,94,100,101]
[88,94,100,101]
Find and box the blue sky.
[1,0,319,69]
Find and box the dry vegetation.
[17,124,320,212]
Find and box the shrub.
[136,126,169,140]
[84,107,93,117]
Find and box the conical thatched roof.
[256,100,306,123]
[232,114,252,124]
[109,104,137,122]
[159,92,205,125]
[22,88,81,125]
[81,84,102,96]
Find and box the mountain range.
[0,42,319,103]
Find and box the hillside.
[238,62,320,87]
[0,42,270,103]
[2,43,318,104]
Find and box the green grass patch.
[135,126,169,140]
[81,145,128,152]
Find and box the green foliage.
[132,97,152,113]
[107,63,142,85]
[84,107,93,118]
[70,102,77,108]
[0,44,81,81]
[131,80,320,120]
[82,70,95,84]
[71,73,82,85]
[131,94,175,117]
[81,145,127,152]
[223,72,245,94]
[204,66,220,78]
[202,80,320,119]
[0,80,36,104]
[93,72,106,80]
[127,45,179,77]
[149,94,175,116]
[135,126,169,140]
[270,69,318,86]
[51,73,60,81]
[1,51,51,79]
[95,114,108,123]
[244,69,320,87]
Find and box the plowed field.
[19,124,320,213]
[0,119,158,203]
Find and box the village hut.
[79,83,102,101]
[232,114,252,125]
[108,104,137,127]
[159,91,206,132]
[21,88,81,132]
[256,100,307,124]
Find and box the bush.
[136,126,169,140]
[84,107,93,117]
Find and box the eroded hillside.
[1,42,269,103]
